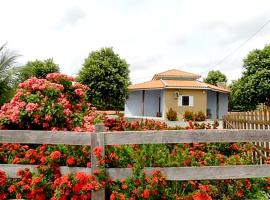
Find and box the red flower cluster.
[110,170,167,200]
[0,170,7,199]
[192,191,212,200]
[50,151,61,161]
[51,172,102,200]
[93,146,102,157]
[104,117,167,131]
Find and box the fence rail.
[1,128,270,200]
[1,129,270,145]
[2,164,270,181]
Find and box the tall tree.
[77,47,130,110]
[203,70,227,86]
[243,44,270,76]
[230,44,270,111]
[0,43,18,105]
[18,58,59,82]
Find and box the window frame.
[178,95,194,107]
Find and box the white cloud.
[0,0,269,84]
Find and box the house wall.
[144,90,162,117]
[125,90,163,118]
[160,90,165,119]
[124,90,143,117]
[207,90,217,119]
[207,91,228,119]
[218,93,228,118]
[164,89,207,120]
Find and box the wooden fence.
[223,110,270,164]
[223,110,270,130]
[1,127,270,200]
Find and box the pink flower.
[64,109,72,116]
[51,127,59,131]
[44,114,52,122]
[74,89,85,97]
[42,122,49,128]
[25,103,39,113]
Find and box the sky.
[1,0,270,84]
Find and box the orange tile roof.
[164,80,230,93]
[164,80,205,88]
[128,80,164,90]
[128,80,230,93]
[152,69,201,80]
[203,82,230,93]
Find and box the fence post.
[91,124,105,200]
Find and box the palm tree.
[0,43,18,105]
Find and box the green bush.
[195,111,206,121]
[166,108,178,121]
[183,110,195,121]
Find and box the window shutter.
[178,95,182,106]
[189,96,193,106]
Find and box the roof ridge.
[196,80,209,87]
[160,79,167,87]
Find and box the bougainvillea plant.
[0,73,103,131]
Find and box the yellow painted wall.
[164,89,207,120]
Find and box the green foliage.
[230,70,270,111]
[166,107,178,121]
[195,111,206,121]
[77,47,130,110]
[230,44,270,111]
[183,110,195,121]
[183,111,207,121]
[0,43,18,106]
[203,70,227,86]
[18,58,59,82]
[243,44,270,76]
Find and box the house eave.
[164,86,230,93]
[128,87,164,91]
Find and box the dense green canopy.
[203,70,227,86]
[77,47,130,110]
[230,44,270,111]
[17,58,60,83]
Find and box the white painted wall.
[219,93,228,118]
[207,91,228,119]
[124,90,143,117]
[160,90,165,119]
[144,90,162,117]
[207,90,217,119]
[125,90,163,118]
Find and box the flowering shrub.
[109,170,167,200]
[1,147,107,199]
[51,172,102,200]
[1,143,269,199]
[104,117,167,131]
[0,76,269,199]
[0,170,7,199]
[0,73,102,131]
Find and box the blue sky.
[1,0,270,83]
